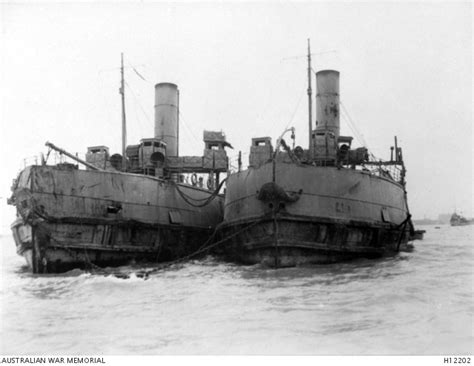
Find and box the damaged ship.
[8,56,231,273]
[216,41,414,267]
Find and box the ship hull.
[10,165,222,273]
[216,162,411,267]
[217,215,410,267]
[450,221,474,226]
[11,217,212,273]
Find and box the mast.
[307,39,313,157]
[120,52,127,171]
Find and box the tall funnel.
[315,70,340,139]
[154,82,179,156]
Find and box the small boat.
[8,55,231,273]
[215,40,415,267]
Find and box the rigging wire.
[338,98,385,161]
[283,86,306,132]
[124,81,152,124]
[124,81,152,139]
[275,86,306,145]
[126,60,149,82]
[131,66,146,81]
[339,107,365,146]
[339,101,368,146]
[178,110,202,152]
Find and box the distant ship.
[215,41,415,267]
[8,55,231,273]
[450,212,473,226]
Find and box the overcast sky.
[0,2,472,231]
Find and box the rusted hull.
[216,215,411,267]
[11,218,211,273]
[10,165,222,273]
[217,162,411,267]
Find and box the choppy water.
[0,225,472,355]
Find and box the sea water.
[0,225,472,355]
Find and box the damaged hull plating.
[216,162,411,267]
[10,165,222,273]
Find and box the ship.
[215,41,415,267]
[8,54,231,273]
[450,212,473,226]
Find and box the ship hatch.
[169,211,183,225]
[381,207,391,222]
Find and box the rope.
[174,178,227,208]
[396,213,412,252]
[133,213,271,279]
[396,213,412,229]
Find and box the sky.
[0,1,472,232]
